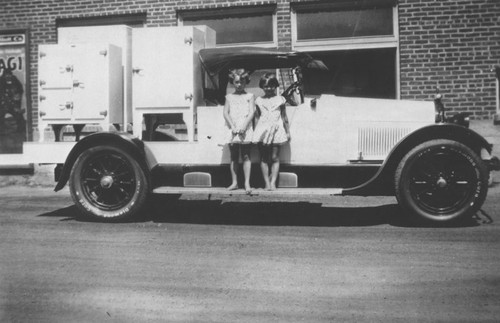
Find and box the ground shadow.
[38,197,486,228]
[38,205,102,223]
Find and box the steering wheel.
[282,81,300,98]
[282,81,302,105]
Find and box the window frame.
[178,5,278,48]
[290,2,400,98]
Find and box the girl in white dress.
[252,73,291,190]
[223,69,255,193]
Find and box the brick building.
[1,0,499,137]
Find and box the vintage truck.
[6,25,499,224]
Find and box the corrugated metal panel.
[358,127,411,159]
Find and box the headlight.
[447,112,471,128]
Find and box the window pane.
[302,49,396,99]
[297,7,393,40]
[56,13,147,28]
[184,14,273,45]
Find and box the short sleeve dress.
[225,92,254,144]
[252,95,288,145]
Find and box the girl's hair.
[228,68,251,85]
[259,73,279,89]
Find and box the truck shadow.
[144,198,484,228]
[39,198,488,228]
[148,199,402,227]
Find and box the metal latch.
[73,80,84,88]
[60,65,73,73]
[60,102,73,110]
[132,68,143,76]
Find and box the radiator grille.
[358,127,411,158]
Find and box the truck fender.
[54,132,150,192]
[343,123,492,196]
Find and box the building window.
[292,0,397,49]
[56,13,147,28]
[296,7,393,40]
[178,5,277,47]
[291,0,399,99]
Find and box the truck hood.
[312,94,435,123]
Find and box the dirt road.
[1,186,499,322]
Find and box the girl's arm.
[223,98,237,133]
[280,98,291,140]
[242,95,256,130]
[254,104,261,126]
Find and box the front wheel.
[69,145,149,221]
[395,139,488,225]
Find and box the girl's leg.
[241,144,252,193]
[227,144,239,190]
[258,144,271,190]
[269,145,281,190]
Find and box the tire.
[69,145,149,221]
[394,139,488,224]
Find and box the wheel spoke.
[94,188,106,204]
[116,179,135,185]
[110,159,127,174]
[86,182,101,193]
[448,181,470,197]
[106,189,120,205]
[96,159,110,174]
[116,186,131,200]
[419,157,440,176]
[114,171,133,179]
[89,165,103,177]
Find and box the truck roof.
[199,46,327,76]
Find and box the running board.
[152,187,343,197]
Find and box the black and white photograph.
[1,0,500,322]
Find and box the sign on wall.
[0,30,29,154]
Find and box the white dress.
[225,92,254,144]
[253,95,288,145]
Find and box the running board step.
[278,172,298,188]
[153,187,343,196]
[182,172,298,188]
[184,172,211,187]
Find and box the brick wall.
[1,0,500,126]
[399,0,500,118]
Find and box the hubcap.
[100,175,114,189]
[436,177,447,188]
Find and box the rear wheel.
[395,139,488,224]
[69,145,149,221]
